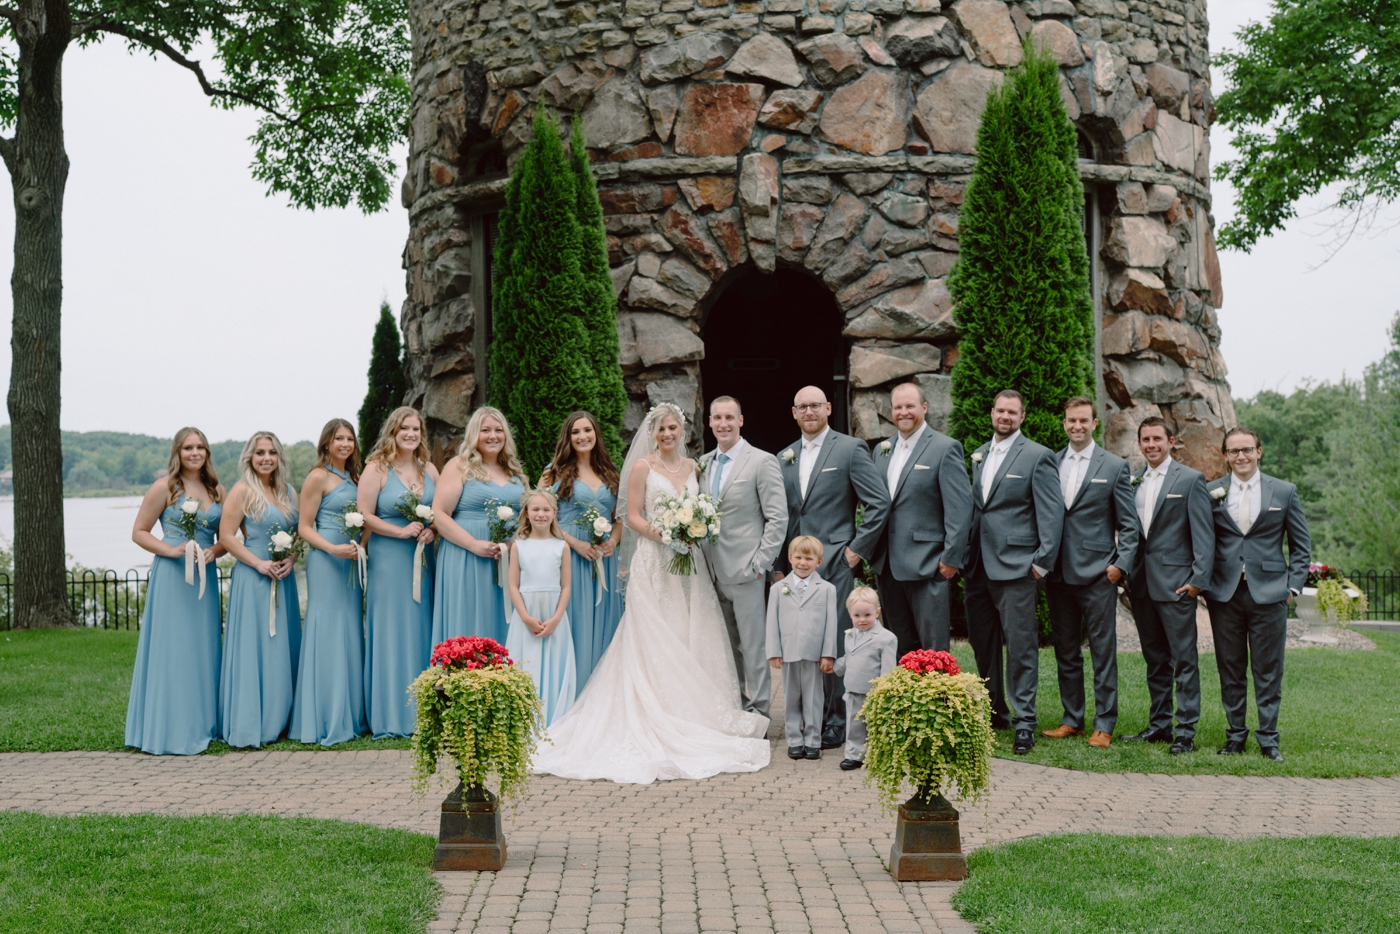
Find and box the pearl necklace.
[656,455,685,475]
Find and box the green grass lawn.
[0,628,409,753]
[0,812,437,933]
[952,834,1400,934]
[950,630,1400,777]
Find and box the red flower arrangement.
[898,649,961,676]
[1306,563,1340,587]
[430,636,513,670]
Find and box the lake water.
[0,496,158,571]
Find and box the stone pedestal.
[888,789,967,881]
[433,782,507,871]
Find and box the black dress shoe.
[839,758,863,771]
[787,746,804,759]
[1261,746,1284,762]
[1122,728,1173,743]
[1013,730,1036,754]
[805,746,821,760]
[1217,740,1247,755]
[820,731,845,750]
[991,715,1012,731]
[1169,739,1195,754]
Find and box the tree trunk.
[5,3,74,628]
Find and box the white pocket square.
[1166,493,1182,498]
[1090,478,1108,483]
[1006,474,1023,479]
[821,467,838,472]
[914,464,931,470]
[1269,506,1281,511]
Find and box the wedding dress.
[532,465,771,783]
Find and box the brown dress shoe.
[1086,731,1112,748]
[1041,724,1085,739]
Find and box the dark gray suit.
[965,432,1063,731]
[1046,444,1140,735]
[779,429,890,741]
[870,426,974,656]
[1128,457,1214,741]
[1204,471,1310,749]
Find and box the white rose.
[701,501,715,516]
[687,519,708,538]
[180,499,200,515]
[877,440,892,455]
[781,449,795,463]
[344,512,364,528]
[971,451,984,464]
[593,517,612,536]
[660,530,672,543]
[270,531,294,550]
[496,505,514,521]
[416,504,435,520]
[1210,487,1226,500]
[677,507,694,525]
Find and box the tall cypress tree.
[488,106,594,477]
[571,118,630,460]
[947,45,1094,451]
[358,302,408,451]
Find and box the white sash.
[412,540,426,603]
[183,540,207,599]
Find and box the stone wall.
[401,0,1232,475]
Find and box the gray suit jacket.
[765,572,839,662]
[698,441,789,585]
[778,430,890,578]
[1051,445,1141,586]
[1204,472,1310,605]
[870,428,974,580]
[968,433,1063,581]
[1128,458,1215,603]
[832,623,898,693]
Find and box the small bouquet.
[574,503,614,605]
[265,523,305,638]
[338,502,368,589]
[171,497,211,598]
[651,491,721,576]
[485,499,519,607]
[396,490,435,603]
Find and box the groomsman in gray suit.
[870,382,974,656]
[699,396,790,719]
[965,390,1063,754]
[1043,397,1140,749]
[777,385,891,748]
[1125,416,1214,754]
[1204,426,1310,762]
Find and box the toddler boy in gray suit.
[834,586,899,770]
[767,535,838,760]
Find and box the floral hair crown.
[645,402,686,427]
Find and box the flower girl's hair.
[457,406,529,485]
[313,418,362,483]
[516,489,564,541]
[366,407,431,474]
[238,432,293,521]
[165,427,222,506]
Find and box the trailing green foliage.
[860,667,995,811]
[358,302,408,452]
[947,44,1093,452]
[1312,576,1367,624]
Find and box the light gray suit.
[700,438,789,719]
[765,572,839,748]
[869,427,974,656]
[1204,471,1310,749]
[833,622,898,761]
[965,432,1063,731]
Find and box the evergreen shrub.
[358,302,408,451]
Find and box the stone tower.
[400,0,1231,475]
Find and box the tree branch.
[0,135,15,176]
[0,6,20,24]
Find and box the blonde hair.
[238,432,294,522]
[165,426,222,506]
[788,534,825,561]
[456,406,528,485]
[516,488,564,540]
[313,418,362,483]
[365,406,431,481]
[846,586,881,614]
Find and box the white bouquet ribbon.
[354,542,367,591]
[498,545,511,620]
[593,556,607,606]
[412,540,426,603]
[268,578,279,638]
[183,540,207,599]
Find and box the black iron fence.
[0,567,234,631]
[1344,569,1400,621]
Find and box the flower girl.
[505,489,577,726]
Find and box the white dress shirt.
[1060,439,1095,508]
[886,422,927,496]
[798,426,830,499]
[709,437,747,499]
[980,430,1020,501]
[1135,455,1173,535]
[1227,468,1261,534]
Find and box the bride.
[532,402,771,783]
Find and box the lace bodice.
[644,464,697,521]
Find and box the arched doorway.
[700,267,846,454]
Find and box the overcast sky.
[0,0,1393,445]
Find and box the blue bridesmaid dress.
[504,536,576,726]
[290,467,367,745]
[125,499,223,755]
[364,469,435,738]
[220,497,302,748]
[555,479,623,690]
[432,474,525,646]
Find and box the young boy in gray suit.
[767,536,838,760]
[834,586,899,770]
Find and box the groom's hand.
[845,547,862,569]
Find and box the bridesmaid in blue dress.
[290,418,368,745]
[432,405,528,646]
[358,406,439,738]
[538,411,624,690]
[218,432,302,748]
[125,427,226,755]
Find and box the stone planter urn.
[888,786,967,882]
[432,781,507,871]
[1296,588,1339,645]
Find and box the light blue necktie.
[712,452,728,498]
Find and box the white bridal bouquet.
[651,491,722,576]
[171,497,210,598]
[574,502,614,604]
[338,502,368,588]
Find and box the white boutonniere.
[781,449,795,464]
[781,584,792,596]
[876,440,892,457]
[1130,474,1143,486]
[846,628,855,636]
[971,451,984,465]
[1211,484,1227,500]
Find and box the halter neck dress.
[432,473,525,646]
[553,478,622,690]
[504,536,576,726]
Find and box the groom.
[700,396,789,719]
